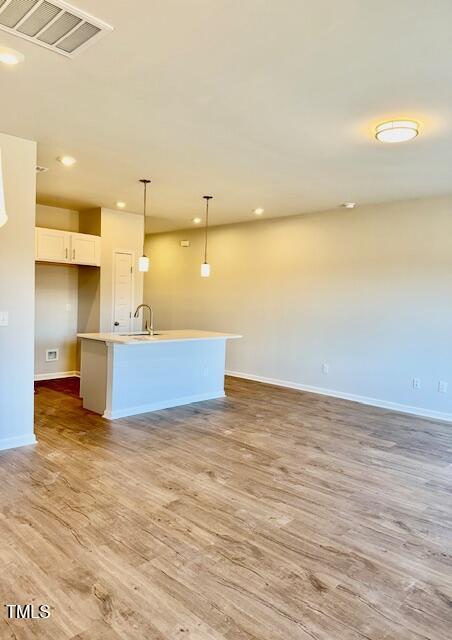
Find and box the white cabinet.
[35,228,101,266]
[35,228,70,263]
[70,232,100,266]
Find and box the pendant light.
[138,178,151,272]
[201,195,213,277]
[0,149,7,228]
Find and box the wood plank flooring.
[1,377,451,639]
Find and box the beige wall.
[0,132,37,449]
[35,203,79,232]
[99,208,144,332]
[35,264,79,376]
[35,205,80,376]
[77,266,100,335]
[144,195,452,420]
[78,210,102,337]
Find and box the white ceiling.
[1,0,452,232]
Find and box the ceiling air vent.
[0,0,113,58]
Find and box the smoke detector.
[0,0,113,58]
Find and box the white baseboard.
[225,370,452,424]
[0,433,37,452]
[34,371,80,381]
[103,391,226,420]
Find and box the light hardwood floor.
[1,377,451,639]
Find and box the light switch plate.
[0,311,8,326]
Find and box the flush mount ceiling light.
[138,179,151,272]
[341,202,357,209]
[375,120,419,143]
[192,217,202,224]
[254,208,264,215]
[201,195,213,278]
[0,45,24,65]
[116,201,126,209]
[57,155,77,167]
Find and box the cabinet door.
[70,232,101,266]
[35,228,70,263]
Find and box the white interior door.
[112,252,133,333]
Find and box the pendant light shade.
[0,149,8,228]
[201,262,211,278]
[138,256,150,272]
[139,178,151,272]
[201,195,212,278]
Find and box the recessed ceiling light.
[0,47,24,65]
[192,217,202,224]
[57,155,77,167]
[341,202,357,209]
[375,120,418,143]
[254,208,264,215]
[116,201,126,209]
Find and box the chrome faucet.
[134,304,154,336]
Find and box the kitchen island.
[77,330,241,419]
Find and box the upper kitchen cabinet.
[35,228,101,266]
[70,232,101,266]
[35,227,70,264]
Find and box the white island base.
[78,330,241,420]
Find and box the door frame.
[111,249,135,333]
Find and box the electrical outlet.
[438,381,448,394]
[322,363,330,375]
[412,378,421,391]
[0,311,8,326]
[46,349,59,363]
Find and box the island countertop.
[77,329,242,345]
[78,329,242,419]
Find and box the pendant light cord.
[140,179,151,256]
[143,181,147,256]
[203,195,212,263]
